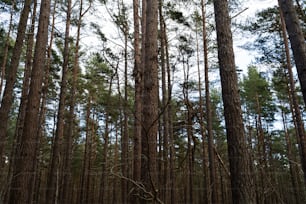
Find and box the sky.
[233,0,278,72]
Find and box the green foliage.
[240,66,276,123]
[241,6,283,64]
[165,2,190,27]
[0,26,14,69]
[83,53,110,97]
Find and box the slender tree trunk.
[46,1,71,202]
[158,1,170,203]
[213,0,255,203]
[0,0,32,167]
[132,0,142,202]
[278,4,306,187]
[255,94,268,203]
[163,20,176,204]
[281,108,301,204]
[1,2,37,202]
[182,59,194,204]
[278,0,306,105]
[112,124,120,204]
[80,98,92,203]
[8,0,51,203]
[122,8,129,203]
[201,0,219,203]
[35,1,57,203]
[61,0,76,202]
[0,0,15,99]
[197,2,210,203]
[99,118,109,203]
[99,73,115,204]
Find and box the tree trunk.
[46,0,71,202]
[213,0,255,203]
[122,9,129,203]
[1,1,37,202]
[8,0,51,203]
[0,0,15,99]
[278,2,306,187]
[201,0,219,203]
[164,20,176,204]
[0,0,32,167]
[132,0,142,202]
[141,0,159,202]
[60,0,76,202]
[35,1,57,203]
[195,3,210,203]
[281,108,302,204]
[158,1,170,203]
[80,97,92,203]
[278,0,306,105]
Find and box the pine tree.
[213,0,255,202]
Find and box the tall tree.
[201,0,218,203]
[132,0,142,202]
[213,0,255,203]
[46,0,71,203]
[240,66,276,202]
[0,0,15,99]
[8,0,51,202]
[158,0,171,203]
[0,0,32,168]
[141,0,159,202]
[278,0,306,105]
[278,3,306,188]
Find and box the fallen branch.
[110,164,164,204]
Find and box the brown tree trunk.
[141,0,159,202]
[158,1,170,203]
[2,1,37,201]
[46,1,71,202]
[182,58,194,204]
[35,2,57,203]
[80,97,92,203]
[213,0,255,203]
[201,0,219,203]
[278,0,306,105]
[0,0,32,166]
[281,108,302,204]
[99,115,109,204]
[279,3,306,187]
[255,94,268,203]
[195,6,210,203]
[61,0,75,202]
[99,72,115,204]
[0,0,15,99]
[132,0,142,202]
[164,20,176,204]
[122,7,129,202]
[8,0,51,203]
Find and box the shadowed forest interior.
[0,0,306,203]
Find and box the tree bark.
[278,0,306,105]
[213,0,255,203]
[201,0,219,203]
[2,1,37,202]
[46,0,71,202]
[8,0,51,202]
[141,0,159,202]
[0,0,15,99]
[0,0,32,167]
[122,5,129,202]
[132,0,142,202]
[278,1,306,186]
